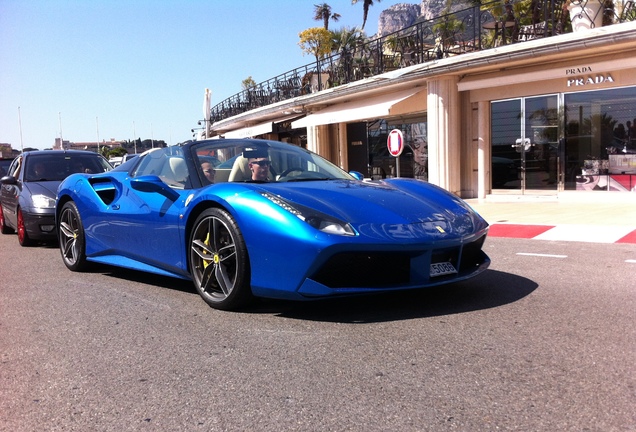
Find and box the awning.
[292,88,426,129]
[223,121,273,139]
[223,113,305,138]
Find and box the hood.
[24,180,61,199]
[261,179,485,238]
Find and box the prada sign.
[566,66,614,87]
[458,58,632,91]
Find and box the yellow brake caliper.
[202,231,219,269]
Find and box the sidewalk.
[465,194,636,244]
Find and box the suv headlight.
[31,194,56,209]
[261,192,356,236]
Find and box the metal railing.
[210,0,634,124]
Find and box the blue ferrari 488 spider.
[56,139,490,310]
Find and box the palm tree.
[313,3,341,30]
[330,26,365,53]
[351,0,380,30]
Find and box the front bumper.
[23,211,57,240]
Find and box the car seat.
[161,157,188,185]
[228,155,250,182]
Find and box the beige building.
[53,138,123,152]
[209,18,636,199]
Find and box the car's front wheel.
[58,201,89,271]
[189,208,252,310]
[17,208,34,246]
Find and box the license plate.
[430,262,457,277]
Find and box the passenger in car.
[201,162,216,184]
[31,162,48,180]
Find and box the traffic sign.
[387,129,404,157]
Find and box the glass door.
[491,95,561,192]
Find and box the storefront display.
[492,86,636,192]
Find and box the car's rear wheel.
[17,208,33,246]
[0,205,15,234]
[189,208,252,310]
[58,201,89,271]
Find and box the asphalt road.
[1,233,634,432]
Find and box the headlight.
[31,194,56,209]
[261,192,356,236]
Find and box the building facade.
[210,21,636,199]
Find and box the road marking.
[534,225,636,243]
[516,252,568,258]
[626,259,636,264]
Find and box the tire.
[0,204,15,234]
[17,208,34,247]
[189,208,253,311]
[58,201,89,271]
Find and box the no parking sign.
[387,129,404,177]
[387,129,404,157]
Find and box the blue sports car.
[56,139,490,310]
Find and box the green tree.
[298,27,334,62]
[107,147,128,158]
[241,76,257,90]
[351,0,381,30]
[313,3,341,30]
[99,146,110,159]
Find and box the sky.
[0,0,410,150]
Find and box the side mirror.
[348,171,364,181]
[0,175,17,185]
[130,175,180,201]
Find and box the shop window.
[367,118,428,180]
[565,86,636,191]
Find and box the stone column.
[306,125,318,154]
[427,76,460,194]
[477,100,490,199]
[338,123,348,171]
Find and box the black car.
[0,157,14,178]
[0,150,112,246]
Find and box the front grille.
[311,252,411,288]
[459,234,486,273]
[309,234,488,290]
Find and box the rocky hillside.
[378,0,473,36]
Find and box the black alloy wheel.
[58,201,89,271]
[189,208,252,310]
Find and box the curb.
[488,223,636,244]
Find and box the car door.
[0,156,23,228]
[95,150,191,275]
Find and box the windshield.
[25,153,112,182]
[191,139,353,184]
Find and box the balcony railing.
[210,0,635,124]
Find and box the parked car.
[0,150,112,246]
[55,139,490,310]
[108,153,139,167]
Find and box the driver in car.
[248,157,270,181]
